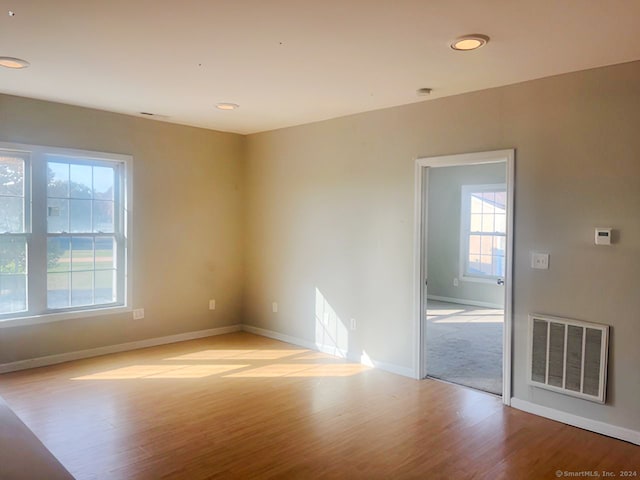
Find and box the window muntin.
[461,184,506,280]
[0,144,129,323]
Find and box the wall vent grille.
[528,314,609,403]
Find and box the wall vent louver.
[528,314,609,403]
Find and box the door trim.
[413,149,515,405]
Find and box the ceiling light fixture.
[450,34,490,51]
[216,103,239,111]
[0,57,30,69]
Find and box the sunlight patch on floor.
[166,349,308,361]
[72,364,249,380]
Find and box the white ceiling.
[1,0,639,134]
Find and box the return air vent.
[528,314,609,403]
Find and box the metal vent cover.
[528,314,609,403]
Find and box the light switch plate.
[531,252,549,270]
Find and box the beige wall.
[0,94,245,362]
[245,61,640,432]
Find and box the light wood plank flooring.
[0,332,638,479]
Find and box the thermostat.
[595,228,612,245]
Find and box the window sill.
[0,305,131,329]
[460,275,503,285]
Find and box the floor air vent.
[528,314,609,403]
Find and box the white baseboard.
[0,324,242,374]
[510,398,640,446]
[242,324,415,378]
[427,294,502,309]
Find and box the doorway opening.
[413,150,514,404]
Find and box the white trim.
[242,325,319,351]
[503,151,515,404]
[427,295,502,310]
[412,161,427,379]
[414,149,515,405]
[0,305,132,329]
[510,398,640,446]
[242,324,415,378]
[0,325,242,374]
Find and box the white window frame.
[0,142,132,328]
[459,183,506,284]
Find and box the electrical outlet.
[133,308,145,320]
[272,302,278,313]
[453,278,459,287]
[350,318,357,331]
[531,252,550,270]
[209,299,216,310]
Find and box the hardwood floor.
[0,332,637,479]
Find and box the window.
[0,143,131,324]
[460,184,506,281]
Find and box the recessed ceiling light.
[216,103,239,111]
[0,57,30,69]
[450,34,490,51]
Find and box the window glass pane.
[482,213,494,232]
[69,164,92,199]
[93,200,114,232]
[0,196,24,233]
[95,270,115,304]
[69,199,92,232]
[71,271,93,306]
[493,236,506,256]
[495,213,506,234]
[0,237,26,274]
[71,237,94,271]
[469,235,481,255]
[94,166,115,200]
[479,255,493,275]
[47,237,71,272]
[470,213,482,232]
[494,191,506,209]
[481,192,495,208]
[48,272,70,308]
[95,237,115,270]
[47,198,69,233]
[493,256,505,276]
[47,162,69,197]
[0,156,24,196]
[480,236,493,256]
[468,254,481,274]
[470,194,483,214]
[0,274,27,314]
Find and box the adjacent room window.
[0,143,130,322]
[460,184,506,281]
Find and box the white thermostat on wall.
[595,228,612,245]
